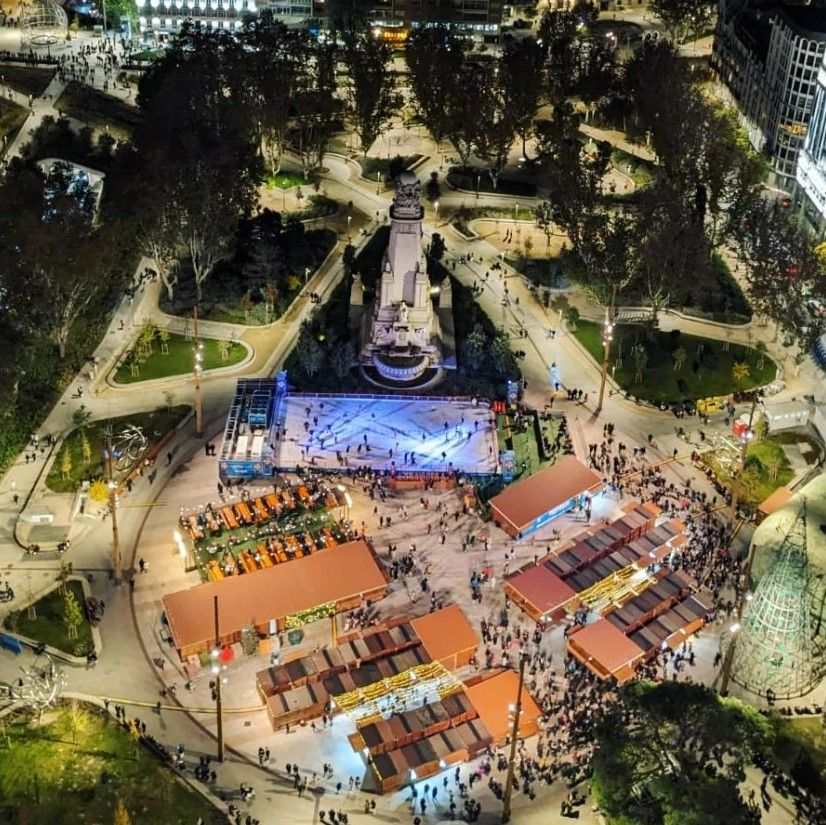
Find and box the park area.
[55,82,141,141]
[3,580,92,657]
[0,65,55,98]
[771,715,826,802]
[0,97,28,146]
[113,330,246,384]
[572,321,776,404]
[496,410,570,480]
[0,704,222,824]
[702,429,822,510]
[46,406,190,494]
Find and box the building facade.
[712,0,826,188]
[796,58,826,233]
[139,0,501,35]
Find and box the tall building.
[797,54,826,232]
[712,0,826,188]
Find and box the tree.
[80,431,92,465]
[632,342,648,383]
[158,327,170,355]
[331,340,356,379]
[60,448,73,481]
[113,799,131,825]
[218,340,233,361]
[673,346,687,372]
[293,43,339,174]
[732,360,750,388]
[89,479,110,504]
[534,202,556,261]
[406,27,465,146]
[242,13,308,175]
[592,681,769,825]
[499,37,545,160]
[62,588,84,641]
[341,31,401,154]
[460,327,487,372]
[136,26,260,301]
[295,323,324,379]
[649,0,715,43]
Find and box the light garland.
[284,601,335,630]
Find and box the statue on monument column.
[398,301,409,325]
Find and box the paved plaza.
[275,394,499,475]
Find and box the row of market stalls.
[255,605,541,793]
[161,539,388,660]
[504,502,714,683]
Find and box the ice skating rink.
[273,395,498,474]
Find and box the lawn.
[4,580,92,656]
[571,321,776,403]
[113,333,246,384]
[55,81,141,140]
[359,154,422,182]
[447,166,537,197]
[0,97,28,147]
[611,147,658,190]
[263,170,312,189]
[507,256,567,289]
[286,194,339,221]
[0,704,223,824]
[457,205,536,222]
[0,65,55,97]
[46,406,190,493]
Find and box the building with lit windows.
[797,55,826,234]
[712,0,826,188]
[369,0,503,38]
[137,0,257,35]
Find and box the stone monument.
[358,171,453,385]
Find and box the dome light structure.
[20,0,68,46]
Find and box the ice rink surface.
[273,395,498,474]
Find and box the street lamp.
[104,429,121,583]
[513,202,519,223]
[501,653,527,823]
[211,595,226,762]
[434,200,440,228]
[377,171,381,194]
[192,308,203,438]
[597,307,614,414]
[304,266,311,286]
[347,215,352,240]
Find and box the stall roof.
[162,540,386,651]
[465,670,542,742]
[758,487,794,518]
[507,564,578,616]
[569,619,644,677]
[488,456,602,532]
[409,604,479,665]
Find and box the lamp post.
[193,308,203,438]
[377,171,381,194]
[105,430,121,584]
[347,215,352,240]
[501,653,527,823]
[514,202,519,223]
[434,200,440,228]
[211,595,225,762]
[596,283,619,415]
[304,266,311,286]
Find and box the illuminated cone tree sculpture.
[731,501,821,698]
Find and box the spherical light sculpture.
[20,0,68,47]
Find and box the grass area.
[0,97,28,146]
[497,412,566,479]
[611,147,658,190]
[359,154,422,182]
[0,65,55,97]
[55,81,141,140]
[130,48,163,63]
[447,167,537,197]
[263,170,312,189]
[4,580,92,656]
[46,406,190,493]
[286,194,339,221]
[703,430,822,509]
[770,715,826,800]
[0,704,223,824]
[571,321,776,403]
[507,256,567,289]
[457,205,536,222]
[113,333,246,384]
